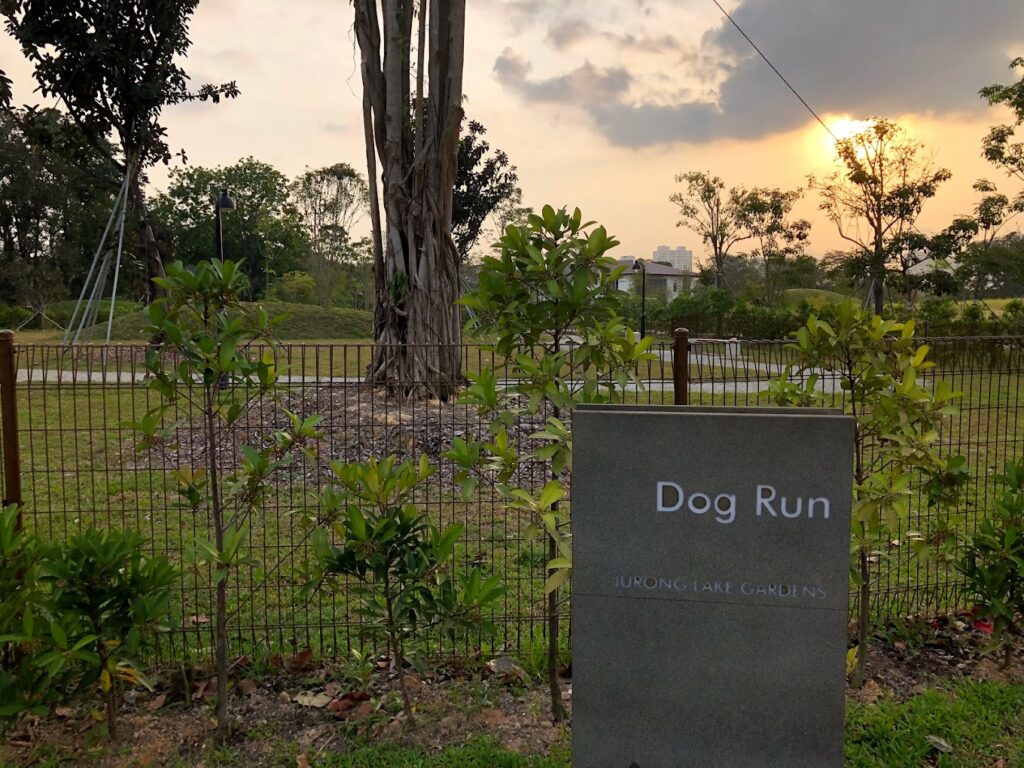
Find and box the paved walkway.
[14,362,846,397]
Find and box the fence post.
[0,330,22,528]
[673,327,689,406]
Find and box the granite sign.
[572,406,854,768]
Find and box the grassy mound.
[101,301,372,341]
[780,288,848,307]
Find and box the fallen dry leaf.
[296,756,311,768]
[146,693,167,712]
[349,701,374,721]
[295,691,333,708]
[328,698,355,718]
[925,734,953,753]
[284,648,314,674]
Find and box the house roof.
[616,259,697,277]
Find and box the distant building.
[651,245,693,273]
[615,258,697,301]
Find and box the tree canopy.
[452,119,519,261]
[150,158,308,299]
[670,171,749,290]
[0,108,125,307]
[809,119,951,313]
[2,0,239,302]
[733,186,810,305]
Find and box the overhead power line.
[710,0,839,143]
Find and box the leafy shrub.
[958,302,999,336]
[454,205,651,721]
[913,297,958,336]
[771,301,966,686]
[308,456,503,717]
[40,528,176,739]
[0,511,175,737]
[666,288,734,336]
[662,289,812,339]
[726,301,806,339]
[1001,299,1024,335]
[958,461,1024,668]
[0,505,55,719]
[271,271,316,304]
[139,259,323,735]
[0,304,33,330]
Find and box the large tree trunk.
[127,165,165,305]
[354,0,465,399]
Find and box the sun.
[827,116,875,141]
[807,115,876,164]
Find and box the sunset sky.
[2,0,1023,266]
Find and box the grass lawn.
[845,681,1024,767]
[102,301,373,341]
[308,683,1024,768]
[780,287,849,307]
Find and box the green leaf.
[544,568,570,594]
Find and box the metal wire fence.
[0,334,1021,663]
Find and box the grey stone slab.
[572,407,854,768]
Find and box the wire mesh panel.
[7,335,1024,661]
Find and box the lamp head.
[216,189,236,211]
[632,259,644,272]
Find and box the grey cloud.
[496,0,1024,146]
[494,50,632,103]
[546,18,595,50]
[546,17,680,53]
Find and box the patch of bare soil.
[848,611,1024,705]
[138,384,557,493]
[0,657,569,767]
[4,617,1022,767]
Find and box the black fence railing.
[0,334,1021,662]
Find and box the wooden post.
[0,330,22,527]
[673,327,689,406]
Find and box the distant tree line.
[668,58,1024,330]
[0,108,522,327]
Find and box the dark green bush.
[913,297,958,336]
[661,290,811,339]
[0,304,33,330]
[0,505,56,719]
[0,514,175,738]
[957,461,1024,669]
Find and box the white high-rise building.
[652,245,693,273]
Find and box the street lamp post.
[214,188,236,263]
[632,258,647,339]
